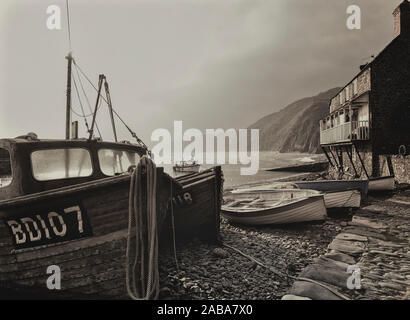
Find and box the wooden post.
[345,145,358,178]
[65,52,73,140]
[353,142,370,179]
[321,146,334,168]
[89,75,104,140]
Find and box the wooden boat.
[232,184,361,209]
[173,160,200,173]
[0,138,177,298]
[165,167,223,242]
[292,179,369,198]
[0,5,223,298]
[368,175,395,192]
[222,189,327,225]
[0,138,222,298]
[322,189,361,208]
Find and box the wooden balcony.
[320,120,370,145]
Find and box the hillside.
[248,88,341,154]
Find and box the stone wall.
[379,154,410,184]
[370,35,410,158]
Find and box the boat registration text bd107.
[4,204,93,250]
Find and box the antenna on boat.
[65,0,73,140]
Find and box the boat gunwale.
[0,170,180,209]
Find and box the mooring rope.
[223,243,350,300]
[169,180,180,270]
[126,157,160,300]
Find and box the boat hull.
[368,176,395,191]
[323,189,361,208]
[222,194,327,225]
[166,167,222,242]
[293,179,369,198]
[0,170,175,299]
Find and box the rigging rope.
[126,157,160,300]
[73,62,103,138]
[73,60,151,152]
[169,180,179,271]
[65,0,72,51]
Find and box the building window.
[345,86,350,101]
[31,148,93,181]
[339,92,343,105]
[353,78,358,95]
[0,148,12,188]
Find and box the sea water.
[163,151,325,188]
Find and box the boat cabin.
[0,137,147,201]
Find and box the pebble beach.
[158,172,410,300]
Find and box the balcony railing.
[320,120,369,145]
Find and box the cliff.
[249,88,341,154]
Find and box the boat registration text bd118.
[4,204,93,250]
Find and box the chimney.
[393,0,410,37]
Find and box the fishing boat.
[222,189,327,225]
[0,57,222,300]
[0,1,224,299]
[173,159,200,173]
[0,137,222,299]
[232,184,362,209]
[368,175,395,192]
[0,138,179,298]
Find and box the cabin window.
[0,148,12,188]
[31,148,93,181]
[98,149,140,176]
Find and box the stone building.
[319,0,410,184]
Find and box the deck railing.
[320,120,369,145]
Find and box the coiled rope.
[126,157,160,300]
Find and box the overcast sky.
[0,0,401,146]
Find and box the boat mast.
[65,52,73,140]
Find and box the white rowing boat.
[368,175,395,191]
[222,189,327,225]
[233,184,361,208]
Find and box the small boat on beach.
[173,159,200,173]
[233,184,362,209]
[291,179,369,198]
[222,189,327,225]
[368,175,395,192]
